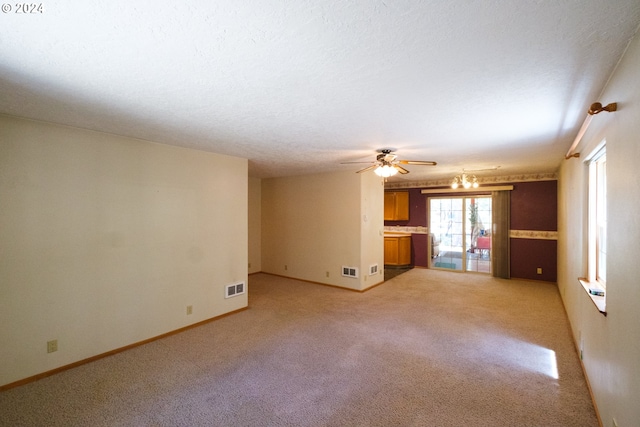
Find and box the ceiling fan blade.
[341,161,376,164]
[355,164,378,174]
[394,164,410,174]
[398,160,437,166]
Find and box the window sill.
[578,278,607,316]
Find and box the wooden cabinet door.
[398,236,411,265]
[384,192,396,221]
[384,238,399,265]
[384,236,411,266]
[394,191,409,220]
[384,191,409,221]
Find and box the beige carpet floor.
[0,269,598,426]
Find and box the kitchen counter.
[383,232,412,237]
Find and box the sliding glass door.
[429,196,492,273]
[429,198,464,271]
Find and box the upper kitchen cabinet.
[384,191,409,221]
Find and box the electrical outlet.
[326,271,329,277]
[536,267,543,274]
[284,265,288,271]
[186,305,193,315]
[47,340,58,353]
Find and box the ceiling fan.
[343,148,437,177]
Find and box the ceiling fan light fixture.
[347,149,436,175]
[374,164,398,177]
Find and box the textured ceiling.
[2,1,640,182]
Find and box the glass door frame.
[428,195,492,274]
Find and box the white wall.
[261,170,384,290]
[248,177,262,274]
[558,31,640,426]
[0,116,248,387]
[360,171,385,283]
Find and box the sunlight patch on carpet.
[479,333,559,379]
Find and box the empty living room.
[2,1,640,425]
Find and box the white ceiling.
[2,1,640,182]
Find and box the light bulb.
[374,165,397,177]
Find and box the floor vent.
[342,266,359,278]
[225,282,246,298]
[369,264,379,275]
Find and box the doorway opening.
[429,196,492,273]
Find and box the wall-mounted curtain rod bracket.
[565,102,617,160]
[588,102,617,115]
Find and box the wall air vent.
[225,282,246,298]
[342,266,359,278]
[369,264,379,276]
